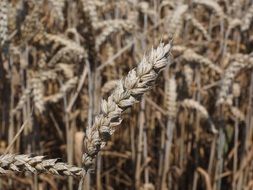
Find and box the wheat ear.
[180,99,218,134]
[82,42,172,170]
[0,154,84,177]
[193,0,225,19]
[241,4,253,31]
[0,0,8,46]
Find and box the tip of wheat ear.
[83,42,173,171]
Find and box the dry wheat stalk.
[0,154,84,177]
[82,42,172,170]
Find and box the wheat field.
[0,0,253,189]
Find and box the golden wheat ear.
[82,42,173,171]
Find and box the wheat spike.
[183,65,194,88]
[94,19,134,30]
[0,154,84,177]
[48,0,65,25]
[0,0,8,46]
[12,88,32,114]
[95,20,135,50]
[82,42,172,170]
[182,49,222,74]
[181,99,218,134]
[229,106,245,122]
[217,54,253,105]
[167,4,188,38]
[31,77,45,113]
[44,77,78,103]
[165,76,177,119]
[186,14,211,40]
[193,0,225,19]
[21,4,43,41]
[181,99,209,119]
[241,4,253,31]
[81,0,99,27]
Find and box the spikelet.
[193,0,225,19]
[165,76,177,119]
[241,4,253,31]
[83,42,172,171]
[167,4,188,38]
[0,154,84,177]
[182,49,223,74]
[185,14,211,40]
[0,0,8,46]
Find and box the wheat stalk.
[82,42,172,170]
[0,154,84,177]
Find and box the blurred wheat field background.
[0,0,253,189]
